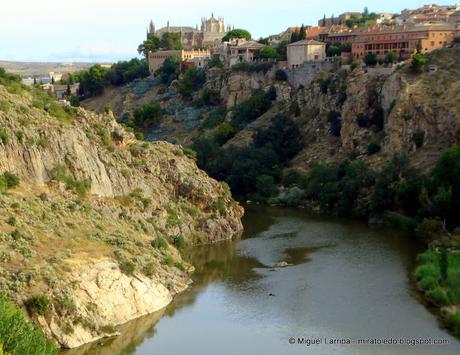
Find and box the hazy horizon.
[0,0,454,63]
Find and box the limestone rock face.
[44,261,174,348]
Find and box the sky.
[0,0,455,62]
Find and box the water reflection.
[66,205,460,355]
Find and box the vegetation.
[222,29,251,42]
[344,8,379,28]
[177,67,206,99]
[138,32,183,57]
[414,249,460,334]
[192,114,303,199]
[157,56,181,85]
[75,59,149,99]
[326,43,351,57]
[411,53,427,73]
[0,172,20,193]
[0,293,57,355]
[256,46,279,60]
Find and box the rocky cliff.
[0,83,243,348]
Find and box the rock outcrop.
[0,83,243,348]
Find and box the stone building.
[351,24,457,61]
[147,14,230,50]
[148,49,211,75]
[224,39,265,66]
[286,40,327,68]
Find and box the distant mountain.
[0,60,111,77]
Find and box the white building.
[287,40,327,69]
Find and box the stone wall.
[285,59,340,88]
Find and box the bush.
[0,128,9,145]
[151,236,168,250]
[364,53,378,66]
[411,53,426,73]
[275,69,288,81]
[171,235,186,250]
[119,260,136,275]
[367,140,381,155]
[444,311,460,335]
[157,56,181,85]
[419,276,437,291]
[25,295,51,316]
[427,287,450,306]
[414,263,439,281]
[0,293,57,355]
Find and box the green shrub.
[25,295,51,316]
[15,130,24,142]
[119,260,136,275]
[95,124,111,146]
[0,100,10,112]
[444,311,460,335]
[163,255,175,267]
[142,262,155,277]
[0,128,9,145]
[427,287,450,306]
[151,236,168,250]
[418,276,437,291]
[171,235,186,250]
[414,263,439,281]
[0,293,57,355]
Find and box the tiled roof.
[287,39,326,46]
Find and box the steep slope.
[0,83,243,348]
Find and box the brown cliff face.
[0,84,243,348]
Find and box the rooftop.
[287,39,326,47]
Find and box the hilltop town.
[141,5,460,82]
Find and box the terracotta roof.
[287,39,326,47]
[305,26,326,38]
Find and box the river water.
[70,205,460,355]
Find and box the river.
[69,205,460,355]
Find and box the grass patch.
[0,293,57,355]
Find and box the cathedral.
[147,14,232,50]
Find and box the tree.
[157,56,181,84]
[411,53,426,73]
[298,24,306,40]
[257,46,279,60]
[364,53,378,66]
[222,29,251,42]
[137,33,182,57]
[385,51,397,64]
[177,67,206,99]
[77,64,108,98]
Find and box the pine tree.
[298,24,306,40]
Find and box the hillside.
[0,61,103,78]
[82,48,460,176]
[0,75,243,348]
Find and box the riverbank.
[414,248,460,336]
